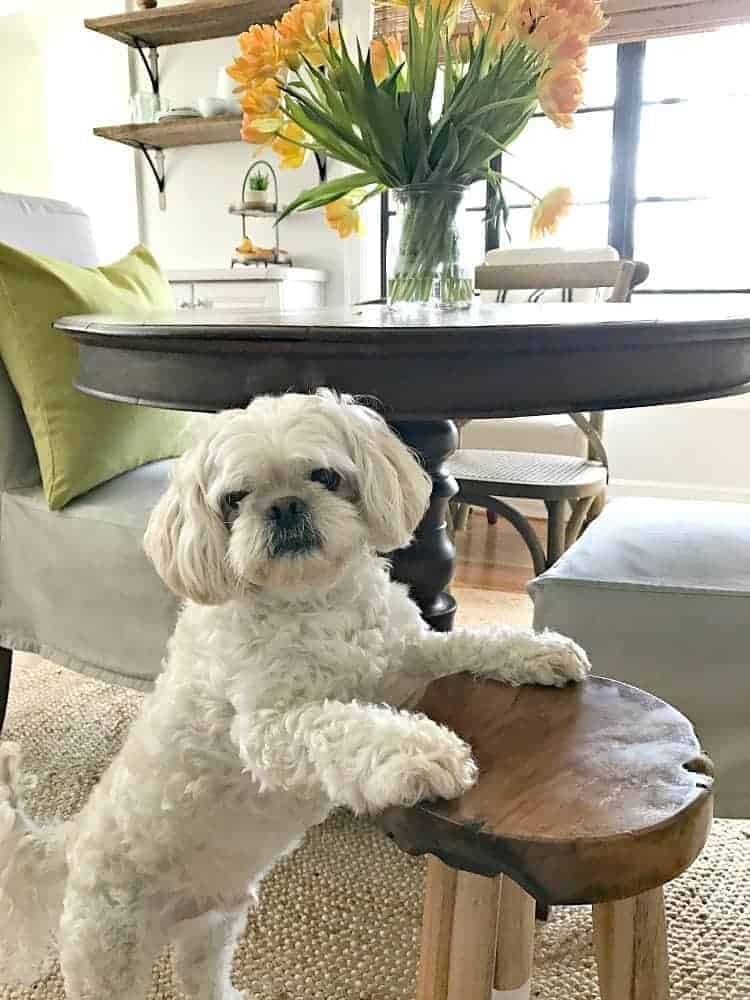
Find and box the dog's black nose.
[268,496,307,530]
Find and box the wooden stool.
[379,675,714,1000]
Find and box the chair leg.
[494,877,536,1000]
[592,887,670,1000]
[587,488,607,524]
[454,503,471,532]
[565,497,596,549]
[0,646,12,735]
[544,500,567,568]
[417,857,501,1000]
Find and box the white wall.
[607,395,750,505]
[134,0,379,306]
[0,0,139,262]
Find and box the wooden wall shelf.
[94,115,243,151]
[84,0,285,48]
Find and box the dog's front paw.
[360,721,477,813]
[523,631,591,687]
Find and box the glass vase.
[387,184,474,314]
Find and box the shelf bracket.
[138,144,166,211]
[134,38,159,95]
[314,151,327,183]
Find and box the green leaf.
[276,172,378,224]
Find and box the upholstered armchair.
[0,192,179,733]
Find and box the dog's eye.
[310,468,341,492]
[223,490,249,511]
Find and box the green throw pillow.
[0,241,191,509]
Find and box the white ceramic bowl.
[198,97,227,118]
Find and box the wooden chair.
[450,258,649,572]
[379,673,713,1000]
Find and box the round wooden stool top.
[379,675,714,906]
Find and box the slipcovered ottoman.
[530,497,750,817]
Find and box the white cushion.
[0,191,97,266]
[460,414,586,457]
[484,246,619,266]
[530,497,750,816]
[0,460,178,691]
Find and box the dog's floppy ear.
[144,440,232,605]
[335,393,432,552]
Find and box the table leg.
[389,420,459,632]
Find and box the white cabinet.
[168,266,327,313]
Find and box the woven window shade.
[372,1,474,41]
[372,0,750,44]
[597,0,750,43]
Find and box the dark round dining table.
[56,301,750,631]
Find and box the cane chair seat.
[449,449,607,501]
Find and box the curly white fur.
[0,390,590,999]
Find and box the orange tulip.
[530,186,573,238]
[553,31,589,67]
[537,60,583,127]
[553,0,607,36]
[276,0,332,69]
[229,24,285,90]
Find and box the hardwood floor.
[453,509,545,594]
[451,510,543,628]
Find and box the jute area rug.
[1,587,748,999]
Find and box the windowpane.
[634,201,750,289]
[642,25,750,101]
[507,111,613,205]
[505,202,610,250]
[637,98,750,199]
[581,43,617,107]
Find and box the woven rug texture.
[1,587,748,999]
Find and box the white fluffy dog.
[0,390,589,1000]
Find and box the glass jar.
[387,184,474,314]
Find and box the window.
[379,24,750,295]
[635,28,750,290]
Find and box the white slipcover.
[530,497,750,817]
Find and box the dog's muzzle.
[267,497,321,556]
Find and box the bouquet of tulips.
[229,0,605,308]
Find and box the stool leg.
[417,857,500,1000]
[593,887,670,1000]
[494,877,535,1000]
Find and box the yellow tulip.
[474,0,515,16]
[472,16,512,55]
[325,193,364,239]
[241,110,283,147]
[370,36,404,84]
[388,0,459,25]
[240,77,282,116]
[529,186,573,239]
[272,122,309,169]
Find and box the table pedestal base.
[389,420,459,632]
